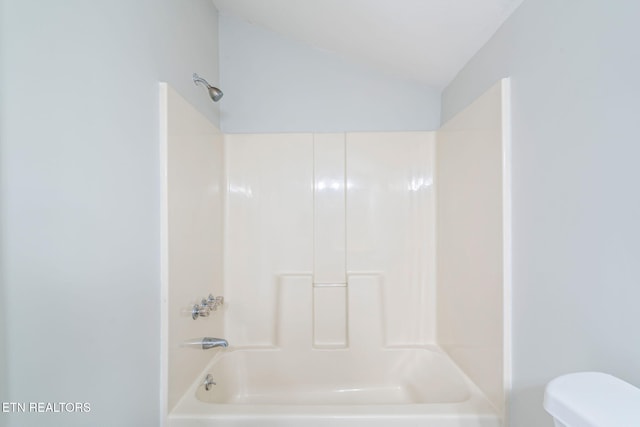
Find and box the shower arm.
[193,73,210,88]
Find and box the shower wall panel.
[277,275,314,349]
[161,84,224,411]
[347,275,384,349]
[313,133,346,284]
[313,285,347,348]
[312,133,348,348]
[224,131,436,349]
[346,132,436,346]
[224,134,314,347]
[436,79,509,413]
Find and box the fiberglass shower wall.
[436,79,510,414]
[160,84,225,412]
[224,132,436,349]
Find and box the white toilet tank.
[544,372,640,427]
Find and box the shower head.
[193,73,223,102]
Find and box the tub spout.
[202,337,228,350]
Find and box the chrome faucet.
[202,337,228,350]
[182,337,229,350]
[203,373,216,391]
[206,295,224,311]
[192,295,224,320]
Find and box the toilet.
[544,372,640,426]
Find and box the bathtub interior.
[169,346,502,427]
[196,348,471,405]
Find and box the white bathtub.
[169,346,501,427]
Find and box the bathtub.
[168,346,501,427]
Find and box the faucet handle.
[206,294,224,311]
[192,302,210,320]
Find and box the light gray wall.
[0,1,219,425]
[219,13,441,133]
[442,1,640,426]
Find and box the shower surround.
[224,131,435,349]
[163,80,509,426]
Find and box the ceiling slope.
[212,0,523,89]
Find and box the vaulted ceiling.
[212,0,524,89]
